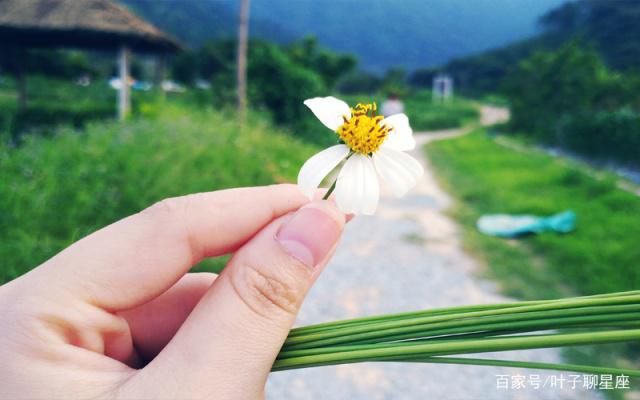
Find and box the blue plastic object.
[476,210,576,238]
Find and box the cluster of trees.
[409,0,640,167]
[504,42,640,166]
[170,37,415,143]
[170,37,357,142]
[425,0,640,96]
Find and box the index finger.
[34,184,309,311]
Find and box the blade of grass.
[289,290,640,337]
[273,329,640,372]
[284,303,640,349]
[286,295,640,346]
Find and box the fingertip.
[301,200,347,227]
[276,201,345,268]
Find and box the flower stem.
[322,180,337,200]
[321,151,355,201]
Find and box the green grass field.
[0,102,317,281]
[426,130,640,380]
[427,130,640,298]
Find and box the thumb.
[134,201,345,399]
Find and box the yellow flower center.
[336,103,393,154]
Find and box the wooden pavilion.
[0,0,181,120]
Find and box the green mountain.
[440,0,640,94]
[120,0,566,73]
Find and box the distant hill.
[440,0,640,94]
[120,0,566,73]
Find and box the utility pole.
[236,0,250,125]
[118,45,131,121]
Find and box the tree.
[286,36,356,90]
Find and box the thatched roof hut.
[0,0,181,119]
[0,0,180,52]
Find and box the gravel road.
[266,107,602,400]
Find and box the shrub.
[404,91,479,130]
[503,42,640,166]
[556,108,640,166]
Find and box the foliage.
[286,37,357,90]
[443,0,640,95]
[556,108,640,166]
[0,103,317,283]
[341,91,479,131]
[427,130,640,300]
[0,76,119,138]
[442,34,563,96]
[247,42,325,128]
[0,47,98,79]
[407,67,438,89]
[337,70,382,95]
[404,91,479,131]
[379,67,408,97]
[542,0,640,71]
[170,38,356,145]
[503,43,640,166]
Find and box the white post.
[118,45,131,121]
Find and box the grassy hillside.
[0,103,317,282]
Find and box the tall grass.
[0,103,317,281]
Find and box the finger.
[36,184,309,310]
[136,201,345,398]
[118,272,217,362]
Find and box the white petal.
[297,144,350,199]
[334,154,379,215]
[380,113,415,151]
[304,96,351,131]
[373,147,424,197]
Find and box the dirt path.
[266,106,601,400]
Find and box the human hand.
[0,184,346,399]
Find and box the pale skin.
[0,184,347,399]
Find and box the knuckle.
[230,260,308,319]
[144,196,189,221]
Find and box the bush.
[0,103,317,282]
[169,39,358,145]
[404,91,479,130]
[556,108,640,166]
[503,42,640,166]
[0,101,114,139]
[0,77,119,138]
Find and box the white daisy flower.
[298,96,424,215]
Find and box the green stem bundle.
[273,291,640,376]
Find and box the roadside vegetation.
[0,102,317,282]
[426,129,640,381]
[404,91,478,131]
